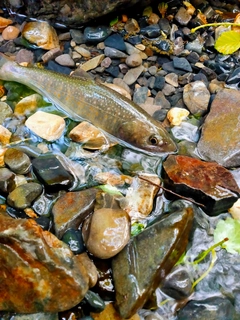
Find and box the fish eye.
[149,135,158,145]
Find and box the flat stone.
[173,57,192,72]
[70,29,85,44]
[163,155,240,215]
[165,72,179,87]
[32,154,75,190]
[74,46,91,58]
[183,81,210,115]
[125,53,142,67]
[25,111,65,141]
[7,182,43,209]
[55,53,75,67]
[104,33,126,51]
[52,188,97,238]
[154,91,171,108]
[112,206,193,318]
[153,75,165,90]
[197,89,240,167]
[123,64,144,85]
[104,47,128,59]
[0,211,90,313]
[80,54,105,71]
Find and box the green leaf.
[214,30,240,54]
[110,16,119,27]
[95,184,122,196]
[214,217,240,254]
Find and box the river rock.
[14,94,43,116]
[104,33,126,51]
[2,25,20,40]
[80,54,105,71]
[125,53,142,67]
[0,125,12,145]
[183,81,210,115]
[22,21,59,50]
[52,188,97,238]
[112,206,194,318]
[119,174,161,219]
[123,64,144,85]
[163,155,240,215]
[82,207,130,259]
[177,297,235,320]
[0,211,90,313]
[55,53,75,67]
[0,167,15,193]
[32,154,75,190]
[197,89,240,168]
[7,182,42,209]
[4,148,31,174]
[25,111,65,141]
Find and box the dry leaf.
[183,1,196,15]
[232,12,240,33]
[197,10,208,25]
[0,16,13,33]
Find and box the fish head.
[118,120,178,155]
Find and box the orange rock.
[22,21,59,49]
[0,16,12,33]
[2,25,20,40]
[0,211,89,313]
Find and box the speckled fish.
[0,53,177,155]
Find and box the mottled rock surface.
[112,207,193,318]
[197,89,240,168]
[163,155,240,215]
[5,0,152,27]
[52,188,97,238]
[0,211,90,313]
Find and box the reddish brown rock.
[163,155,240,215]
[52,188,97,238]
[197,89,240,168]
[0,211,90,313]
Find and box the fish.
[0,53,177,156]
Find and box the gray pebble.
[133,86,148,104]
[4,148,31,175]
[104,47,128,59]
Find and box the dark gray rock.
[173,57,192,72]
[104,33,126,51]
[177,297,235,320]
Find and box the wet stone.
[0,211,89,313]
[32,154,74,190]
[46,60,72,75]
[104,33,126,51]
[112,207,193,319]
[140,24,161,38]
[162,61,186,75]
[82,207,130,259]
[197,89,240,168]
[61,228,85,254]
[177,297,235,320]
[4,148,31,175]
[183,81,210,115]
[52,188,97,238]
[163,155,240,215]
[0,167,15,193]
[84,26,111,43]
[161,265,192,300]
[7,182,43,209]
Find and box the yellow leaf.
[214,30,240,54]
